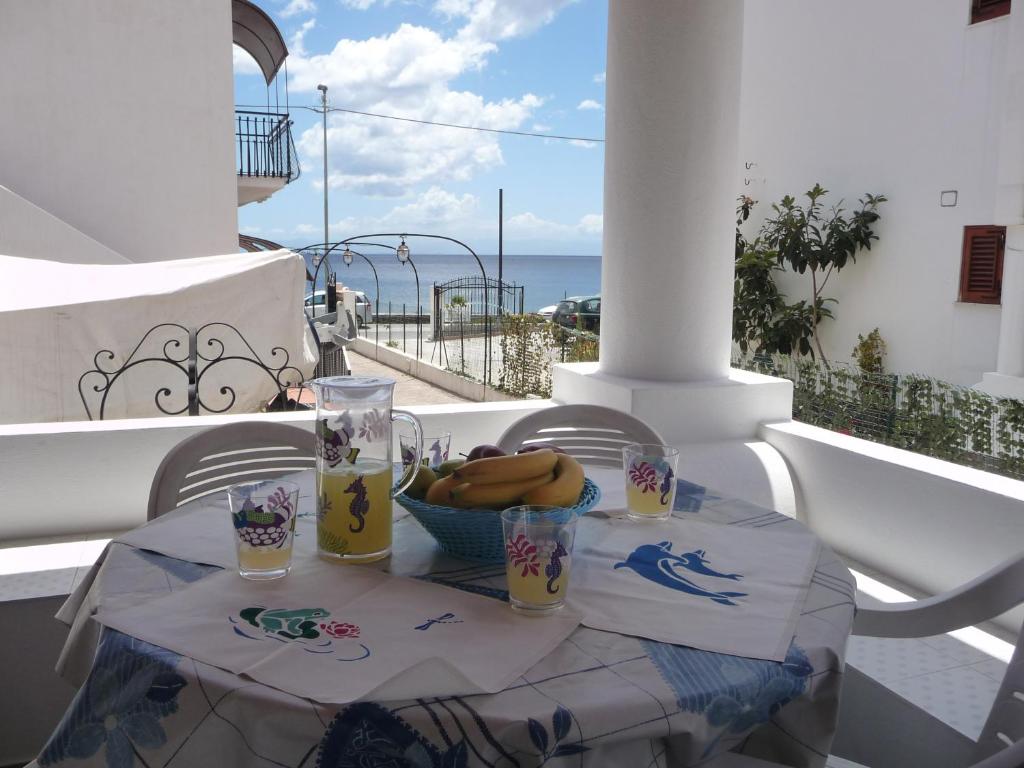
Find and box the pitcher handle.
[391,410,423,498]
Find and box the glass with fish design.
[623,444,679,521]
[501,505,577,615]
[228,479,300,580]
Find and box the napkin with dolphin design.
[566,516,820,662]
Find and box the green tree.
[733,186,885,363]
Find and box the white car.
[304,291,374,327]
[536,304,559,321]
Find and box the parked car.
[536,304,559,321]
[304,290,373,326]
[553,295,600,332]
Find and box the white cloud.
[288,6,566,195]
[578,213,603,235]
[577,99,602,111]
[279,0,316,17]
[342,0,394,8]
[505,212,603,240]
[323,187,482,235]
[593,71,605,84]
[290,18,316,56]
[532,123,551,132]
[442,0,578,45]
[232,45,262,76]
[569,139,597,149]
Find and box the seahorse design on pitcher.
[545,542,568,594]
[346,476,369,533]
[660,467,675,506]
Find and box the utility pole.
[317,84,329,248]
[498,188,504,315]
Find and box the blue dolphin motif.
[614,542,747,606]
[672,546,743,581]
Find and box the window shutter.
[959,225,1005,304]
[971,0,1011,24]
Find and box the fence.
[496,316,600,398]
[235,110,299,181]
[733,353,1024,481]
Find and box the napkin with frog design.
[566,516,820,662]
[95,557,580,704]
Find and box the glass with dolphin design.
[623,444,679,521]
[310,376,423,563]
[501,505,578,614]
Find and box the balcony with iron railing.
[235,109,299,206]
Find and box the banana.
[453,449,558,484]
[425,474,464,506]
[522,454,586,507]
[449,472,556,509]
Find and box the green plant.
[852,328,886,374]
[448,295,469,375]
[760,184,886,362]
[734,196,832,358]
[385,340,399,349]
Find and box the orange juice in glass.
[501,506,577,615]
[623,444,679,521]
[228,480,299,580]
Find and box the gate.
[431,276,524,385]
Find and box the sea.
[302,252,601,313]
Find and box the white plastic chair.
[707,551,1024,768]
[147,422,315,520]
[496,404,665,467]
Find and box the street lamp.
[317,84,329,249]
[396,236,410,263]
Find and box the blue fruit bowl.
[396,478,602,563]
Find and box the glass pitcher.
[309,376,423,563]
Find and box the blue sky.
[235,0,608,255]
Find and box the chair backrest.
[147,421,315,520]
[496,404,666,468]
[974,622,1024,766]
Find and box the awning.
[233,0,288,85]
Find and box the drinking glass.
[501,505,577,615]
[623,444,680,521]
[227,479,299,580]
[402,431,451,469]
[309,376,423,563]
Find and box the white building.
[0,0,296,264]
[740,0,1024,394]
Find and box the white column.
[996,227,1024,376]
[599,0,744,382]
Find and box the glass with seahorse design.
[310,376,422,563]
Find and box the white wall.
[763,420,1024,634]
[0,185,129,264]
[0,404,549,541]
[0,0,238,263]
[740,0,1022,385]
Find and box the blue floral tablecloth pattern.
[32,473,855,768]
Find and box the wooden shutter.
[971,0,1011,24]
[959,225,1005,304]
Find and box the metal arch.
[339,233,491,384]
[337,246,382,352]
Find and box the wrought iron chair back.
[78,322,307,420]
[147,421,315,520]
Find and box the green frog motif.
[239,606,329,640]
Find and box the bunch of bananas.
[424,449,585,509]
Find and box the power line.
[236,103,604,143]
